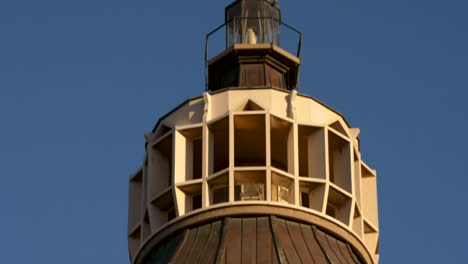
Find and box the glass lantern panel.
[226,0,282,45]
[226,2,242,47]
[264,3,280,45]
[243,0,263,43]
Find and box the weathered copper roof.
[143,216,364,264]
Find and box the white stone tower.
[128,1,379,263]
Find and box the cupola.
[206,0,302,91]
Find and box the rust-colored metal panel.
[336,239,359,264]
[200,221,223,264]
[215,218,231,264]
[185,223,212,263]
[346,243,363,264]
[266,64,285,89]
[256,217,274,264]
[225,218,242,264]
[299,224,328,264]
[314,228,342,264]
[241,218,257,263]
[286,221,315,264]
[171,228,199,264]
[271,247,279,264]
[240,64,265,87]
[271,217,301,263]
[325,234,349,264]
[147,230,186,264]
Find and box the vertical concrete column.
[173,131,184,216]
[265,113,272,201]
[289,90,300,206]
[323,127,330,214]
[202,92,211,207]
[228,113,235,202]
[143,133,152,212]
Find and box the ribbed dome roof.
[143,216,364,264]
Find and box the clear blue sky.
[1,0,467,263]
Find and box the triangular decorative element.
[354,207,361,218]
[330,120,348,137]
[243,99,264,111]
[363,220,379,260]
[364,221,377,233]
